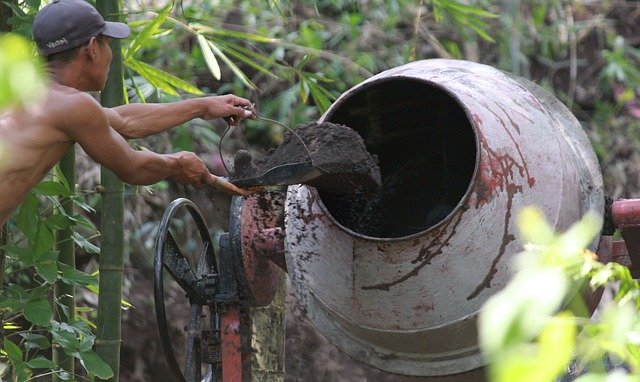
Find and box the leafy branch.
[480,207,640,382]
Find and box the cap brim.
[103,21,130,39]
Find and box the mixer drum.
[284,59,604,376]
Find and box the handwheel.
[154,198,219,382]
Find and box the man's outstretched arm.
[60,92,213,187]
[104,94,254,139]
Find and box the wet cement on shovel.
[230,122,381,194]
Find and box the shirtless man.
[0,0,254,226]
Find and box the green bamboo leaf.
[306,80,332,113]
[440,0,497,18]
[126,19,152,29]
[299,78,309,104]
[126,57,204,95]
[78,350,114,379]
[197,34,221,80]
[125,58,179,96]
[125,71,149,103]
[125,4,173,60]
[23,297,52,326]
[213,40,278,75]
[207,40,256,89]
[192,24,278,43]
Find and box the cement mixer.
[151,59,639,381]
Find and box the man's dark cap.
[33,0,130,55]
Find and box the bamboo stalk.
[52,149,76,382]
[0,223,6,344]
[95,0,126,380]
[0,0,12,32]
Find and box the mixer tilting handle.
[154,198,221,382]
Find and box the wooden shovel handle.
[206,174,258,196]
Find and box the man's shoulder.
[48,85,100,108]
[47,85,104,123]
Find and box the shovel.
[230,160,327,188]
[227,109,330,189]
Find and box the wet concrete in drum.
[230,122,381,194]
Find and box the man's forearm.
[109,99,207,139]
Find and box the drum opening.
[319,78,477,238]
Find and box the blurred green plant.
[479,207,640,382]
[0,32,45,109]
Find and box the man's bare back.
[0,84,76,224]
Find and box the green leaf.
[536,312,576,380]
[1,244,27,259]
[71,232,99,254]
[125,4,173,60]
[197,34,221,80]
[72,196,96,214]
[125,57,178,95]
[52,165,70,189]
[206,40,257,89]
[306,78,334,114]
[59,263,98,286]
[126,57,204,95]
[23,297,52,326]
[0,33,46,109]
[33,180,72,196]
[15,192,39,238]
[78,350,114,379]
[3,337,23,363]
[35,251,59,283]
[193,24,278,44]
[26,355,57,369]
[71,213,97,231]
[30,223,55,259]
[46,213,74,230]
[51,329,80,354]
[20,333,51,350]
[517,207,555,245]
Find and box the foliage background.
[4,0,640,380]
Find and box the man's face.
[96,37,113,90]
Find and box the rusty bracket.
[608,199,640,277]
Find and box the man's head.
[33,0,130,90]
[33,0,130,57]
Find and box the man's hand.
[201,94,255,125]
[169,151,212,187]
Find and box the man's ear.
[84,36,99,61]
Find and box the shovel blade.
[231,161,325,188]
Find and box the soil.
[229,122,381,194]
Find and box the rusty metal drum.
[283,59,604,376]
